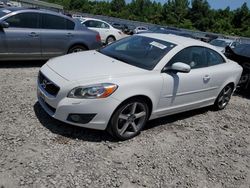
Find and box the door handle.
[203,75,210,82]
[67,33,73,37]
[29,32,39,37]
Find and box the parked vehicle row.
[138,26,195,39]
[209,38,240,52]
[0,7,102,61]
[37,34,243,140]
[79,17,128,44]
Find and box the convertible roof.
[139,33,214,49]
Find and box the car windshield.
[233,44,250,58]
[98,35,176,70]
[210,39,231,47]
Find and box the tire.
[106,36,116,44]
[214,84,233,110]
[68,45,87,54]
[108,98,149,140]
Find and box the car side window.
[84,20,103,28]
[206,48,225,66]
[66,19,75,30]
[83,20,93,27]
[5,13,39,28]
[167,47,207,69]
[101,22,109,29]
[42,14,75,30]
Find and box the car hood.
[46,50,146,82]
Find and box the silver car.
[0,8,102,61]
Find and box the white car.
[209,38,240,52]
[37,34,242,140]
[80,17,127,44]
[133,26,148,34]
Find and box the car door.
[40,13,75,58]
[204,48,230,98]
[158,46,214,115]
[1,12,41,60]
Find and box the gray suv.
[0,8,102,61]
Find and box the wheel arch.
[67,43,89,53]
[107,95,153,129]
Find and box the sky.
[204,0,249,10]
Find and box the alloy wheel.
[116,102,147,137]
[217,85,233,109]
[107,37,115,44]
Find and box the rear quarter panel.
[209,60,243,99]
[68,29,102,51]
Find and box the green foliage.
[46,0,250,37]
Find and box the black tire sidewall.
[68,45,87,54]
[109,99,149,140]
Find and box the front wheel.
[108,99,149,140]
[214,85,233,110]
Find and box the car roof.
[139,33,211,47]
[0,7,72,20]
[213,38,234,43]
[82,17,107,22]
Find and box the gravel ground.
[0,62,249,188]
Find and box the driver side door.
[2,12,41,60]
[157,46,214,116]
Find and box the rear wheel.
[108,99,149,140]
[106,36,116,44]
[214,85,233,110]
[68,45,87,54]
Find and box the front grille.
[38,72,60,96]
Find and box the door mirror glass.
[0,21,9,28]
[163,62,191,73]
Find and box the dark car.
[225,44,250,90]
[111,22,135,35]
[0,7,102,61]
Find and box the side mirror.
[162,62,191,73]
[0,21,9,28]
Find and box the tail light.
[96,34,101,42]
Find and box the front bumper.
[37,87,120,130]
[37,69,120,130]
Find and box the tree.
[110,0,126,13]
[189,0,213,31]
[162,0,190,26]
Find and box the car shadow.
[34,101,211,142]
[234,89,250,100]
[33,102,117,142]
[144,107,210,131]
[0,60,46,68]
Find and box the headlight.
[68,83,118,99]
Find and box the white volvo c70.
[37,34,243,140]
